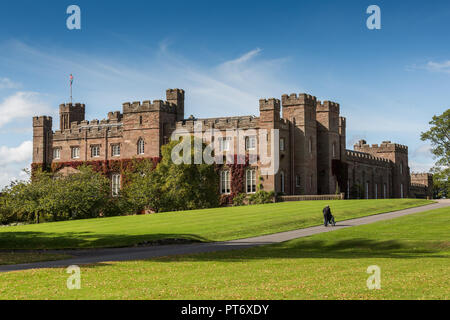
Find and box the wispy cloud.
[0,77,20,89]
[407,60,450,74]
[0,92,54,128]
[425,60,450,73]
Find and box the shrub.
[232,193,247,206]
[248,190,275,205]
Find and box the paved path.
[1,200,449,273]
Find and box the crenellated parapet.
[33,116,53,128]
[59,102,85,113]
[281,93,317,107]
[346,149,392,167]
[259,98,280,111]
[354,139,408,154]
[176,116,260,131]
[316,100,340,114]
[122,100,177,114]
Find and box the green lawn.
[0,205,448,300]
[0,199,431,250]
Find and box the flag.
[70,74,74,86]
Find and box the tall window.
[374,183,378,199]
[91,145,100,158]
[220,170,231,194]
[280,171,285,193]
[53,148,61,160]
[219,137,231,152]
[365,182,369,199]
[246,169,256,193]
[400,162,403,175]
[71,147,80,159]
[332,143,336,158]
[309,138,312,154]
[280,138,285,151]
[111,144,120,157]
[296,175,301,187]
[137,139,145,155]
[383,183,387,199]
[245,136,256,151]
[111,174,121,196]
[400,184,404,198]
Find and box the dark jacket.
[323,206,332,219]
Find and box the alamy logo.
[170,123,279,175]
[366,5,381,30]
[66,5,81,30]
[366,265,381,290]
[66,265,81,290]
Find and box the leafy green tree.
[421,109,450,198]
[123,137,219,213]
[3,166,113,223]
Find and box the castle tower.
[316,100,342,194]
[166,89,185,121]
[281,93,318,195]
[354,140,410,198]
[122,92,179,159]
[32,116,53,166]
[259,98,281,192]
[59,103,85,131]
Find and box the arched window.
[137,138,145,155]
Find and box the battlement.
[317,100,340,113]
[33,116,53,127]
[176,115,259,131]
[259,98,281,111]
[354,139,408,154]
[281,93,317,107]
[122,100,177,114]
[346,149,391,166]
[107,111,122,122]
[339,117,346,126]
[166,88,185,100]
[411,172,433,178]
[59,103,85,113]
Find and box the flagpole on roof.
[70,74,73,104]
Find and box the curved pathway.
[1,200,449,273]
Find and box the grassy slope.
[0,199,431,249]
[0,206,448,300]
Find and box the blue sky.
[0,0,449,187]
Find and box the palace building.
[32,89,433,200]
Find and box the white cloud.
[0,140,32,166]
[425,60,450,74]
[0,77,20,89]
[0,167,29,190]
[412,144,432,158]
[0,92,53,128]
[409,161,434,173]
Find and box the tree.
[421,109,450,198]
[123,137,219,213]
[3,166,113,223]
